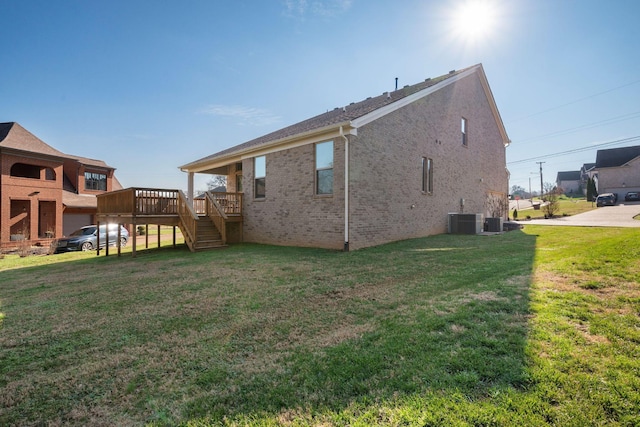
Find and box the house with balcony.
[0,122,121,250]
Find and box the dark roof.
[70,155,114,169]
[556,171,581,181]
[0,122,68,158]
[595,145,640,168]
[581,163,596,171]
[184,65,478,167]
[1,122,116,169]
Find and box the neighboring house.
[556,171,582,195]
[0,122,122,249]
[594,145,640,197]
[580,163,597,195]
[179,64,510,251]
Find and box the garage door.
[63,214,92,237]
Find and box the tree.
[543,182,556,196]
[542,187,562,218]
[510,185,526,198]
[207,175,227,191]
[586,177,597,202]
[485,193,508,218]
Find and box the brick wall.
[597,157,640,197]
[239,72,508,250]
[242,139,345,250]
[348,72,508,249]
[1,153,64,245]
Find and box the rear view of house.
[0,122,121,250]
[179,64,510,251]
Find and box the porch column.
[187,172,194,206]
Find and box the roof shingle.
[0,122,68,158]
[556,171,581,181]
[183,65,477,167]
[595,145,640,168]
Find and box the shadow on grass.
[0,230,538,425]
[179,231,539,424]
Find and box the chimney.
[395,77,398,91]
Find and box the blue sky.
[2,0,640,194]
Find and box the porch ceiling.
[197,165,230,175]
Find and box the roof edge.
[180,121,355,173]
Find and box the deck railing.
[193,192,243,216]
[98,188,243,217]
[177,190,198,251]
[97,188,243,252]
[205,192,227,245]
[97,188,180,216]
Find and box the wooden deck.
[96,188,243,256]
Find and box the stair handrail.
[177,190,199,251]
[205,191,227,245]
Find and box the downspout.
[340,126,349,251]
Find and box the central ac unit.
[448,213,483,234]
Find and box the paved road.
[521,202,640,227]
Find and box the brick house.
[0,122,121,250]
[594,145,640,197]
[179,64,510,250]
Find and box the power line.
[515,110,640,144]
[507,79,640,124]
[507,135,640,165]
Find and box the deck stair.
[192,215,226,250]
[96,188,242,256]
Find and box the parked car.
[55,224,129,253]
[624,191,640,202]
[596,193,617,207]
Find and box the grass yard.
[513,197,595,220]
[1,226,639,426]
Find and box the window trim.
[422,157,433,194]
[84,171,107,191]
[461,117,468,146]
[315,140,334,196]
[254,156,266,199]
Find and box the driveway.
[522,202,640,227]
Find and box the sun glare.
[452,0,498,42]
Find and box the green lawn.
[1,227,639,426]
[513,197,595,219]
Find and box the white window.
[315,141,333,195]
[254,156,265,198]
[85,172,107,191]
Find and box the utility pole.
[536,161,545,197]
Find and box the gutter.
[180,120,355,173]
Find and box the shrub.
[542,188,563,218]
